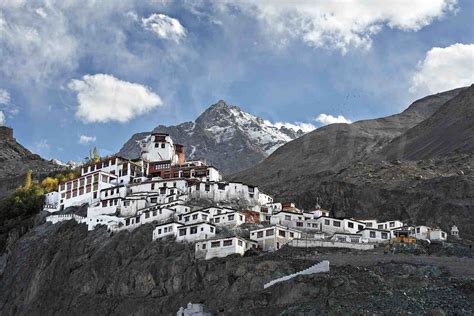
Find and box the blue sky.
[0,0,473,162]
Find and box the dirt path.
[311,252,474,278]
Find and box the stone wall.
[0,126,13,139]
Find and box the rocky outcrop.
[0,221,472,315]
[118,100,306,174]
[0,127,64,199]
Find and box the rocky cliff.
[118,100,306,174]
[1,221,472,315]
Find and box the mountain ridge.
[118,100,307,174]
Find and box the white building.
[140,133,182,165]
[250,225,302,251]
[176,222,216,242]
[451,225,460,239]
[375,220,405,231]
[153,222,184,240]
[58,171,117,210]
[177,303,212,316]
[177,210,211,225]
[210,211,246,227]
[43,191,60,212]
[330,233,362,243]
[358,228,390,243]
[270,211,321,231]
[429,229,448,241]
[410,225,431,240]
[189,181,261,204]
[195,236,257,260]
[316,217,366,235]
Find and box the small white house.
[376,220,405,231]
[429,229,448,241]
[250,225,302,251]
[152,222,183,240]
[176,222,216,242]
[359,228,390,243]
[195,236,258,260]
[410,225,431,240]
[210,211,245,227]
[177,210,211,225]
[317,217,365,235]
[43,191,60,212]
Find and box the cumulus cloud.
[410,43,474,96]
[315,114,352,125]
[224,0,457,52]
[0,89,11,104]
[79,135,96,145]
[142,13,186,43]
[264,120,316,133]
[68,74,163,123]
[0,111,4,125]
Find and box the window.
[279,230,286,237]
[185,216,190,222]
[211,241,220,248]
[381,233,388,239]
[228,215,234,221]
[214,218,220,223]
[239,216,243,221]
[190,227,197,234]
[285,215,291,221]
[348,222,354,228]
[158,229,162,234]
[296,222,303,227]
[351,238,359,243]
[266,229,274,236]
[378,224,383,229]
[161,143,165,148]
[210,227,214,233]
[333,221,341,227]
[136,216,140,223]
[257,231,264,238]
[145,212,150,219]
[389,222,395,227]
[366,222,372,227]
[416,227,420,233]
[155,143,159,148]
[324,219,330,225]
[151,184,155,190]
[151,198,157,203]
[205,184,210,192]
[202,243,207,249]
[125,218,130,226]
[290,232,294,238]
[179,229,186,236]
[192,214,198,220]
[358,225,364,230]
[223,239,232,246]
[153,210,157,216]
[238,240,243,246]
[370,231,376,238]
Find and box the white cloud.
[0,89,10,104]
[410,43,474,96]
[79,135,96,145]
[223,0,456,52]
[0,111,5,125]
[69,74,163,123]
[142,13,186,43]
[264,120,316,133]
[315,114,352,125]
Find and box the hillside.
[118,100,306,174]
[230,87,466,187]
[230,86,474,239]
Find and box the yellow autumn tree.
[41,177,59,193]
[24,170,32,190]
